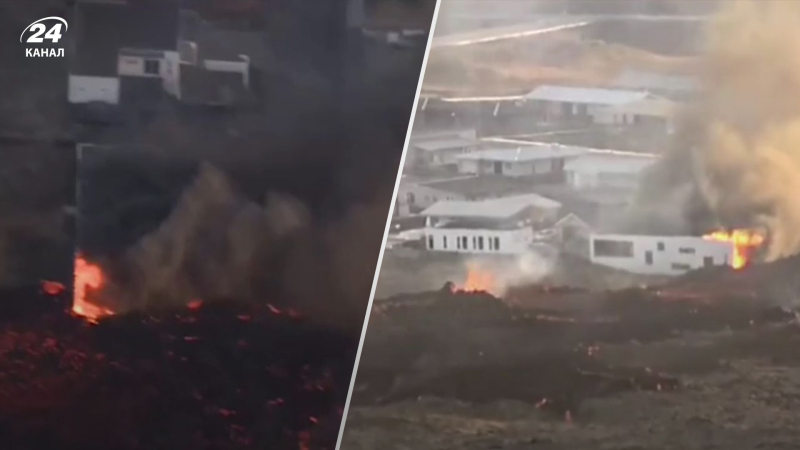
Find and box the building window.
[593,239,634,258]
[671,263,691,271]
[472,236,477,249]
[478,236,484,250]
[488,237,494,251]
[461,236,468,249]
[456,237,461,250]
[703,256,714,267]
[494,237,500,250]
[443,236,447,249]
[645,251,653,265]
[144,59,160,75]
[657,242,665,251]
[678,247,695,255]
[428,236,434,249]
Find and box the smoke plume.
[631,0,800,261]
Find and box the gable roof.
[525,85,651,106]
[422,193,561,220]
[611,70,699,94]
[413,137,477,152]
[456,144,588,163]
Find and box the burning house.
[422,193,562,255]
[589,230,764,275]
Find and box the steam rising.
[631,0,800,261]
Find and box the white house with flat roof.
[564,150,658,191]
[524,85,673,127]
[589,234,735,276]
[422,193,561,255]
[455,144,587,180]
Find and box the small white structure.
[408,129,478,168]
[525,85,674,127]
[423,194,562,255]
[564,150,658,191]
[455,144,587,178]
[395,176,469,216]
[589,234,734,276]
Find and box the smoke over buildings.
[629,0,800,262]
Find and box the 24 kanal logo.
[21,16,68,58]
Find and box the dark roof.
[120,0,180,50]
[179,65,254,106]
[71,0,179,76]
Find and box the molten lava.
[73,256,113,323]
[460,263,497,294]
[703,229,765,270]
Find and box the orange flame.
[460,262,497,294]
[73,255,114,323]
[703,229,765,270]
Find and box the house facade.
[589,234,734,276]
[69,0,181,107]
[422,194,561,255]
[564,151,658,191]
[408,129,479,168]
[455,145,587,180]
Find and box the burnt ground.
[342,261,800,450]
[0,284,356,450]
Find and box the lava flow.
[73,255,113,323]
[703,229,765,270]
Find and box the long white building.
[589,234,735,276]
[422,193,561,255]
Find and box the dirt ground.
[343,258,800,449]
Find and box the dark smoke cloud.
[82,8,427,335]
[628,0,800,261]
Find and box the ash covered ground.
[0,284,355,450]
[342,257,800,449]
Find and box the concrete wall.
[162,51,181,97]
[68,75,120,104]
[589,234,733,275]
[425,227,534,255]
[204,59,249,87]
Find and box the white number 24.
[27,23,63,43]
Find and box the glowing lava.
[73,255,113,323]
[703,229,765,270]
[460,263,497,294]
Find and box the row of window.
[428,235,502,251]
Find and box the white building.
[69,1,257,110]
[455,144,587,179]
[589,234,735,276]
[564,150,658,191]
[524,85,675,129]
[422,193,561,255]
[408,129,479,168]
[69,0,181,106]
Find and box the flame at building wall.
[630,0,800,262]
[702,229,765,269]
[73,255,114,323]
